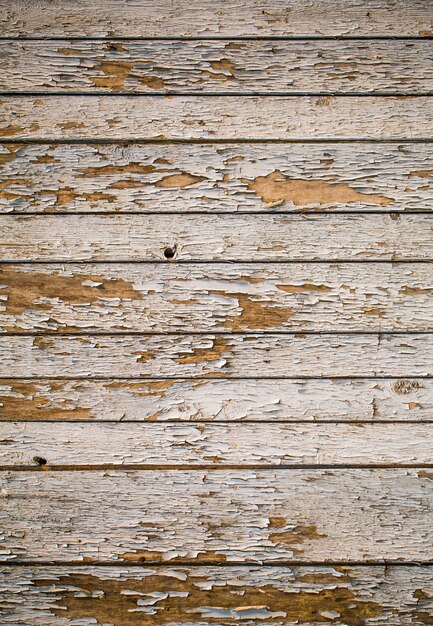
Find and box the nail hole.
[164,246,176,260]
[33,456,47,466]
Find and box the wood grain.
[1,263,432,333]
[2,142,432,214]
[0,377,431,422]
[2,0,432,37]
[2,96,433,140]
[2,0,433,615]
[2,422,432,467]
[1,565,433,625]
[2,214,432,261]
[1,469,432,562]
[2,40,432,94]
[2,334,432,378]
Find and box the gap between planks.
[3,260,433,264]
[1,419,432,424]
[6,211,433,215]
[3,464,433,472]
[2,332,433,336]
[4,92,433,97]
[2,376,433,380]
[3,136,433,142]
[3,560,433,567]
[1,36,433,41]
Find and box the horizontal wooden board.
[2,0,432,37]
[1,565,433,625]
[2,422,432,467]
[2,142,433,214]
[2,40,432,94]
[1,263,432,333]
[2,214,432,261]
[2,334,433,378]
[1,469,432,562]
[0,377,431,422]
[2,96,433,140]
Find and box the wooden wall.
[0,1,433,624]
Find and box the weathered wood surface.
[1,469,432,562]
[2,0,432,37]
[1,263,432,333]
[2,96,433,140]
[0,377,431,422]
[2,335,433,378]
[2,422,432,467]
[2,2,433,623]
[2,142,433,214]
[2,214,432,261]
[1,565,433,626]
[2,40,432,94]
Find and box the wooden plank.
[1,263,432,333]
[1,96,433,140]
[0,377,431,422]
[2,40,432,94]
[2,422,432,467]
[2,0,432,37]
[2,334,432,378]
[2,214,432,261]
[1,565,433,625]
[2,142,432,214]
[1,469,431,562]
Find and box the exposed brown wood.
[2,334,432,378]
[1,2,432,619]
[1,377,430,422]
[1,565,433,625]
[2,142,432,214]
[2,40,432,94]
[1,263,432,333]
[1,469,432,562]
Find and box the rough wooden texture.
[2,334,433,378]
[1,565,433,625]
[1,469,432,562]
[2,2,433,624]
[1,377,431,422]
[2,40,432,94]
[2,96,433,140]
[2,422,432,467]
[1,263,432,333]
[2,0,432,37]
[2,214,432,261]
[2,142,433,214]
